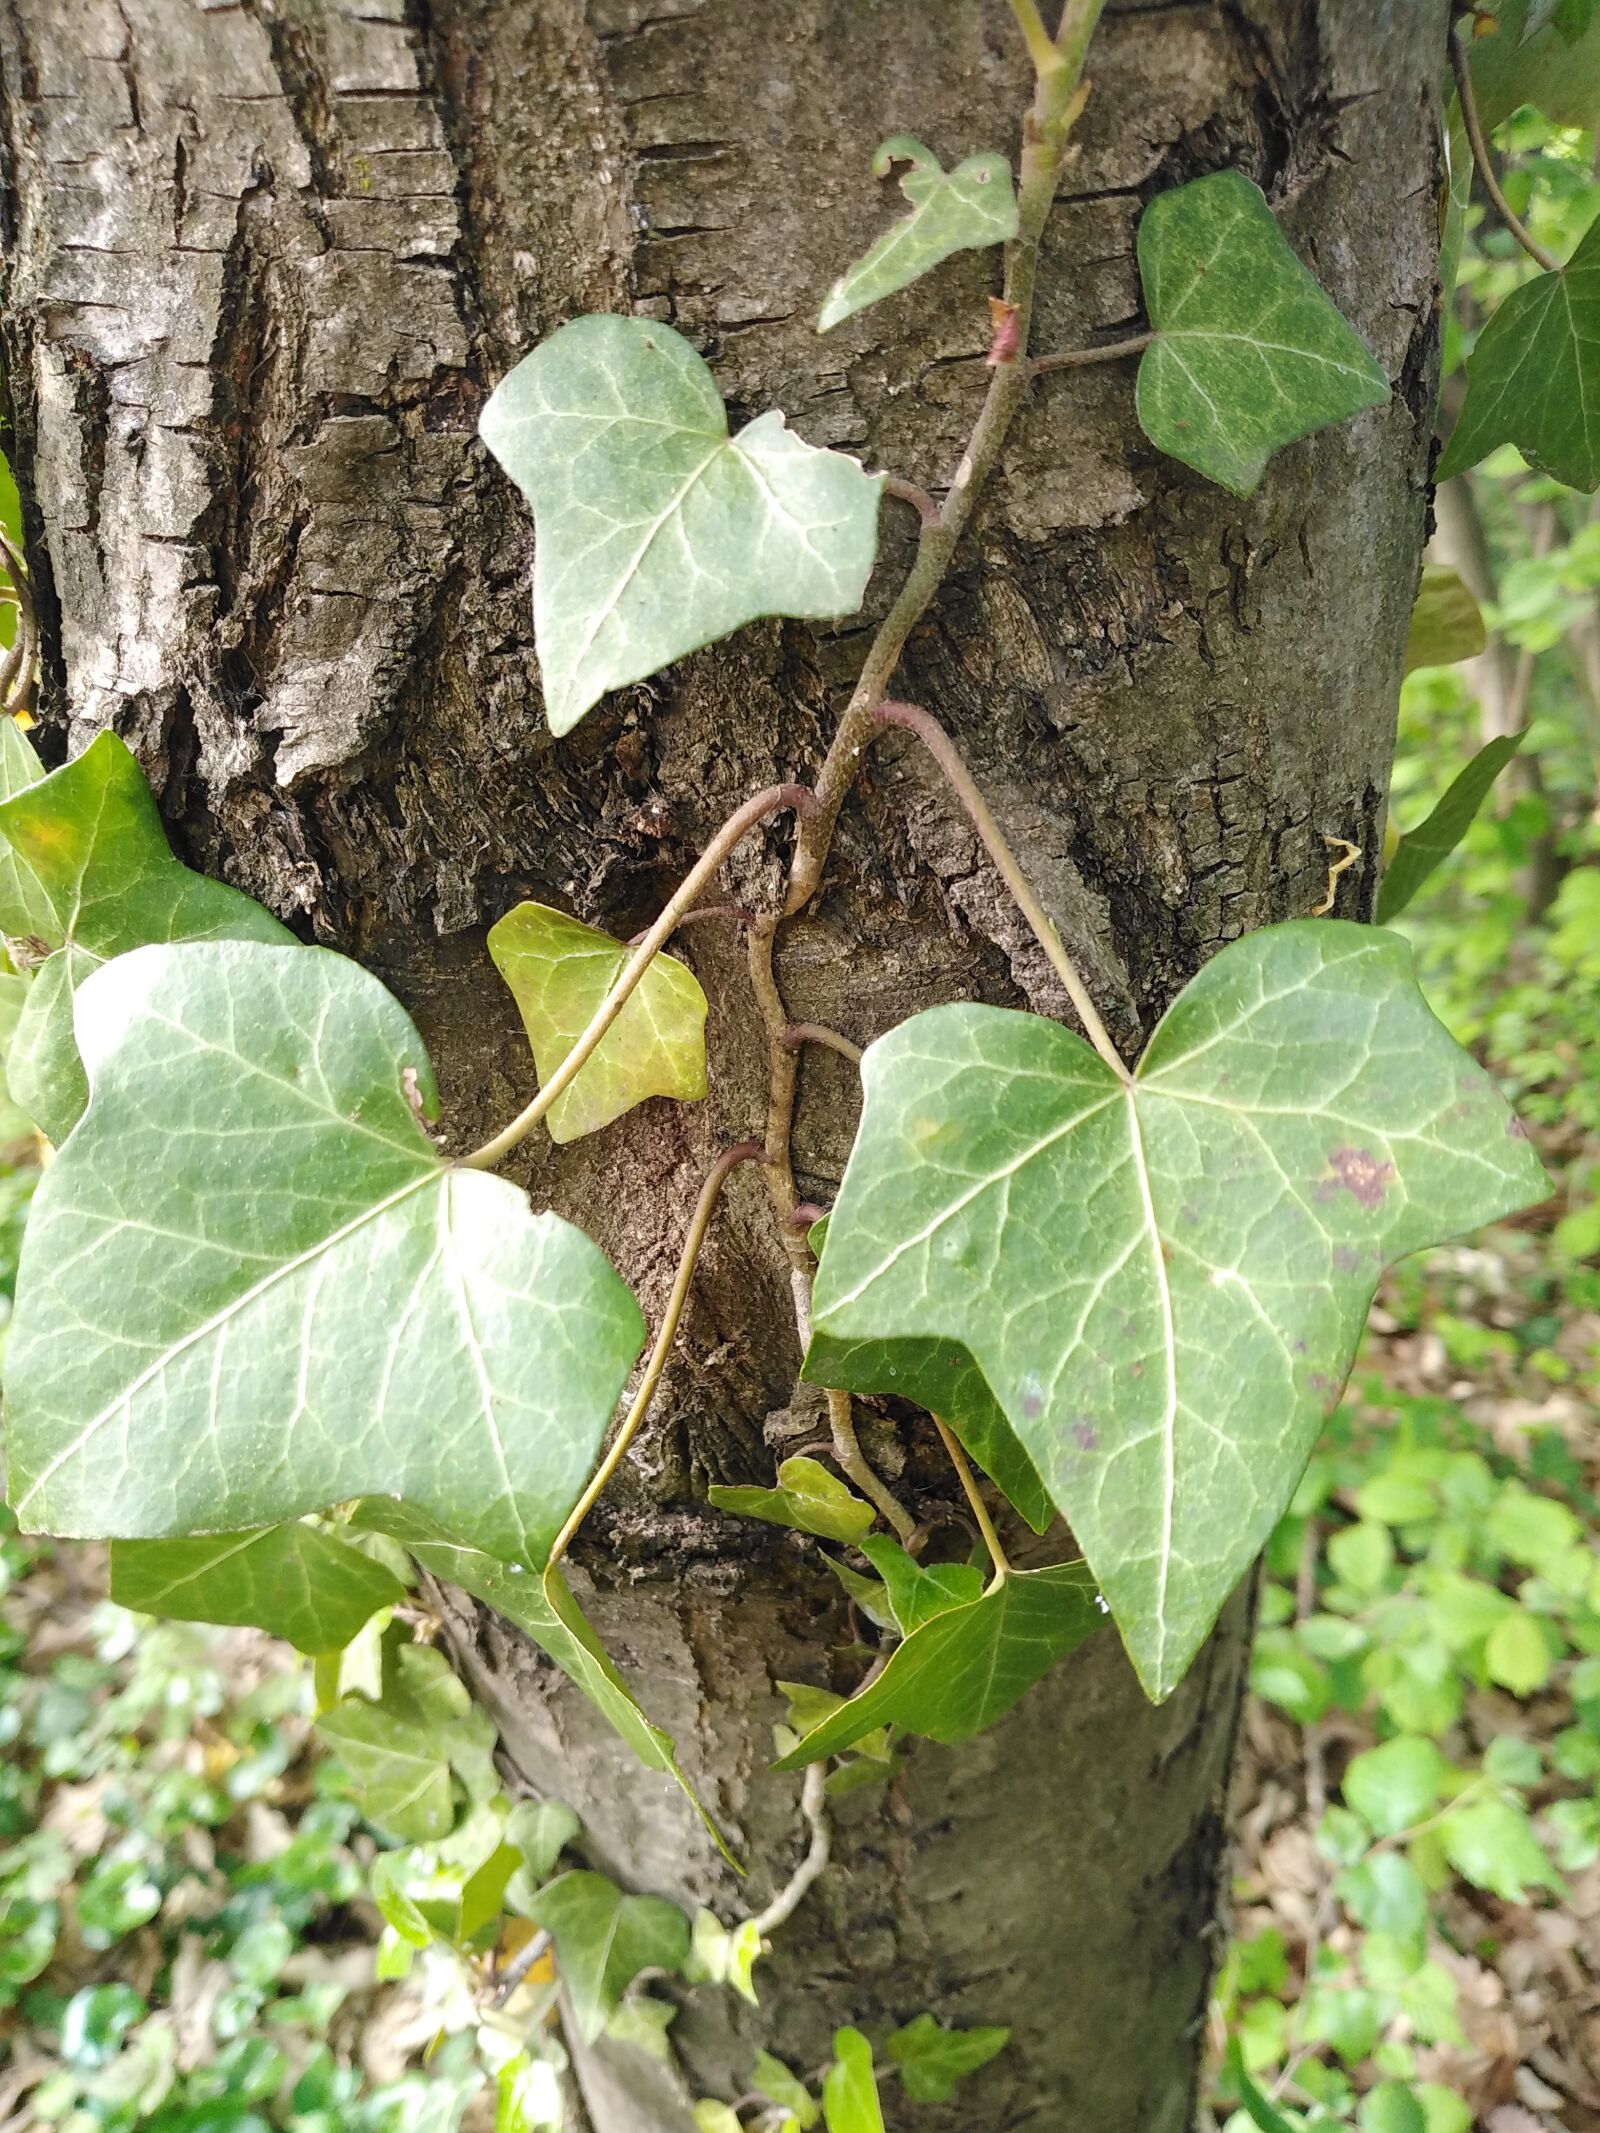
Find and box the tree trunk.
[0,2,1447,2126]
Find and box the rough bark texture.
[0,2,1447,2127]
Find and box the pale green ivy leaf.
[480,315,883,734]
[1403,564,1487,675]
[4,940,645,1563]
[885,2014,1011,2105]
[754,2052,820,2130]
[818,136,1018,332]
[1135,170,1389,496]
[526,1869,691,2044]
[708,1455,875,1545]
[505,1799,581,1906]
[107,1522,405,1655]
[774,1564,1101,1767]
[1377,732,1525,922]
[0,957,36,1145]
[685,1907,762,2005]
[822,2029,885,2133]
[858,1535,984,1634]
[605,1995,678,2064]
[0,732,295,1143]
[488,901,706,1145]
[805,921,1548,1698]
[318,1643,496,1842]
[0,719,52,940]
[1437,216,1600,492]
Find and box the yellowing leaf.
[487,901,706,1144]
[708,1455,874,1544]
[1404,565,1487,674]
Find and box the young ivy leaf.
[524,1869,691,2044]
[1437,217,1600,492]
[107,1523,405,1655]
[885,2015,1011,2105]
[707,1455,875,1544]
[817,136,1019,332]
[1134,170,1389,497]
[4,940,645,1563]
[821,2029,886,2133]
[753,2052,820,2131]
[858,1535,984,1635]
[487,901,706,1145]
[1376,732,1526,923]
[0,732,294,1142]
[773,1563,1101,1767]
[1404,564,1488,675]
[318,1642,498,1843]
[480,316,882,735]
[804,921,1548,1700]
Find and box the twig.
[828,1388,917,1543]
[933,1415,1011,1578]
[490,1927,552,2007]
[546,1141,764,1567]
[1449,20,1560,273]
[748,1763,830,1937]
[782,1022,863,1067]
[1027,330,1155,377]
[879,474,941,529]
[463,787,813,1170]
[874,700,1129,1079]
[626,901,751,948]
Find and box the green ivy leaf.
[1343,1737,1450,1837]
[1223,2042,1300,2133]
[753,2053,820,2130]
[1134,170,1388,496]
[606,1995,678,2064]
[1377,732,1525,922]
[818,136,1018,332]
[1521,0,1598,43]
[480,316,882,734]
[505,1799,581,1904]
[1403,565,1487,675]
[773,1564,1101,1767]
[685,1907,762,2004]
[0,733,294,1142]
[0,720,52,940]
[858,1535,984,1634]
[822,2030,885,2133]
[487,902,707,1145]
[708,1455,875,1545]
[0,957,37,1145]
[1439,1796,1563,1900]
[525,1869,690,2044]
[107,1523,405,1655]
[805,921,1547,1698]
[1472,0,1600,127]
[318,1643,497,1841]
[1438,218,1600,491]
[4,940,645,1561]
[884,2014,1010,2104]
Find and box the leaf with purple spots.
[804,921,1548,1700]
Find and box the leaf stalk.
[1448,20,1559,275]
[933,1415,1012,1580]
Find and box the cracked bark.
[0,2,1447,2126]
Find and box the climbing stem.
[462,785,813,1170]
[934,1415,1012,1579]
[1028,330,1155,377]
[874,701,1130,1079]
[748,1762,830,1938]
[828,1387,918,1544]
[1007,0,1067,77]
[783,1022,864,1067]
[546,1141,764,1570]
[1448,20,1560,274]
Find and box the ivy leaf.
[487,902,706,1145]
[369,1516,735,1864]
[0,958,36,1145]
[1134,170,1389,497]
[805,921,1547,1698]
[1437,218,1600,491]
[773,1564,1101,1767]
[754,2053,820,2130]
[1377,732,1525,922]
[4,940,645,1563]
[0,719,52,940]
[858,1535,984,1634]
[885,2014,1011,2104]
[1437,1797,1563,1901]
[107,1523,405,1654]
[1472,0,1600,127]
[525,1869,690,2044]
[1222,2042,1300,2133]
[0,733,294,1142]
[708,1456,874,1545]
[480,316,882,735]
[818,136,1019,332]
[822,2029,885,2133]
[318,1643,497,1841]
[1404,565,1487,675]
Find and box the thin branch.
[490,1927,552,2007]
[462,786,814,1170]
[1449,20,1560,274]
[546,1141,764,1569]
[782,1021,863,1067]
[879,473,941,529]
[1027,330,1155,378]
[748,1763,830,1938]
[934,1415,1012,1578]
[828,1387,917,1543]
[627,900,752,947]
[873,701,1130,1080]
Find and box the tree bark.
[0,2,1447,2126]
